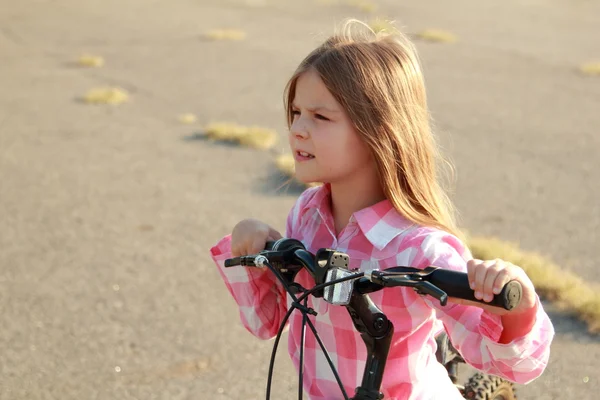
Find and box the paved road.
[1,0,598,399]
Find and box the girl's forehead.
[294,70,340,109]
[296,70,328,94]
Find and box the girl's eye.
[315,114,329,121]
[291,110,300,117]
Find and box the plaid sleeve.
[416,232,555,384]
[208,188,317,340]
[210,235,288,340]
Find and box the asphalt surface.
[0,0,598,399]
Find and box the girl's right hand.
[231,218,283,257]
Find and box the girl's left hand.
[450,258,538,315]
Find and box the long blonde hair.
[284,20,462,238]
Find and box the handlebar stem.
[346,293,394,400]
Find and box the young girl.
[210,20,554,400]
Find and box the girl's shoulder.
[400,224,463,245]
[391,223,472,264]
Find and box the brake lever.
[366,270,449,306]
[413,281,448,306]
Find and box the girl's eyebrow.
[292,103,341,113]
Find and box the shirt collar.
[304,184,414,250]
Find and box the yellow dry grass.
[82,87,129,105]
[203,30,246,41]
[415,29,458,43]
[368,18,398,34]
[579,62,600,76]
[178,113,197,124]
[76,55,105,67]
[468,236,600,334]
[204,122,278,150]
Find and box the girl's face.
[289,69,374,186]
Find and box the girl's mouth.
[295,150,315,161]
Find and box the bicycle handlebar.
[356,267,522,310]
[225,238,522,310]
[223,238,522,400]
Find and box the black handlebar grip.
[224,257,241,268]
[224,241,279,268]
[427,268,522,310]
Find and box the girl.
[210,20,554,400]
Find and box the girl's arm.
[210,235,288,340]
[209,187,316,340]
[414,232,555,384]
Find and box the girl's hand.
[450,259,538,316]
[231,218,283,257]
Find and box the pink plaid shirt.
[210,184,554,400]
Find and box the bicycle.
[224,238,521,400]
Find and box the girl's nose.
[290,118,309,139]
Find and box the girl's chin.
[294,167,328,186]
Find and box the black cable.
[263,259,311,400]
[265,303,295,400]
[291,272,363,400]
[262,260,361,400]
[298,297,308,400]
[264,260,302,304]
[264,257,304,400]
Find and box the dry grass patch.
[415,29,457,43]
[368,18,398,34]
[468,236,600,334]
[579,62,600,76]
[203,122,278,150]
[76,55,104,67]
[82,87,129,105]
[203,30,246,41]
[178,113,198,124]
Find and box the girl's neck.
[329,170,386,236]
